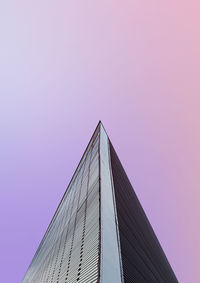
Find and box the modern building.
[23,121,178,283]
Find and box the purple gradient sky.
[0,1,200,282]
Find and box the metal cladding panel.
[109,141,178,283]
[23,126,100,283]
[99,125,123,283]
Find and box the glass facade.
[23,126,100,283]
[23,122,177,283]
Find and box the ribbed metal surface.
[109,141,178,283]
[23,126,100,283]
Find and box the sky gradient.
[0,1,200,282]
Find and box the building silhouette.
[23,122,178,283]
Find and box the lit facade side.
[23,125,101,283]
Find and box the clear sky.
[0,1,200,282]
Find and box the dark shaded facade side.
[109,141,178,283]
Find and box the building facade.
[23,122,177,283]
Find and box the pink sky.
[0,1,200,282]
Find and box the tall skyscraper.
[23,122,178,283]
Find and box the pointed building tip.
[97,120,109,138]
[97,120,104,128]
[98,120,106,127]
[98,120,104,129]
